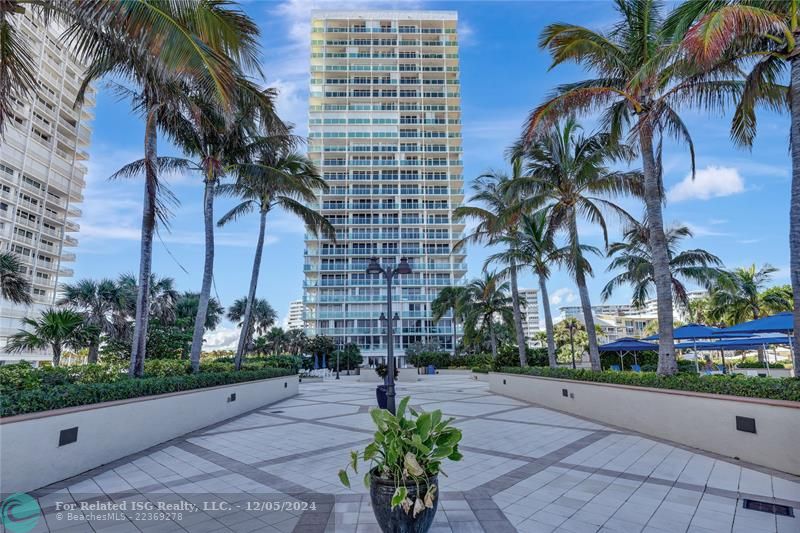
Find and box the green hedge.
[497,367,800,402]
[736,358,786,369]
[1,368,295,417]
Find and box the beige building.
[0,16,93,363]
[303,11,467,364]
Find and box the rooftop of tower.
[311,10,457,21]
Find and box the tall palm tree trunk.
[235,210,267,370]
[508,259,528,366]
[791,58,800,375]
[52,343,61,367]
[87,339,99,364]
[538,274,557,368]
[190,171,216,372]
[129,108,157,378]
[639,120,678,375]
[451,309,458,356]
[575,269,601,371]
[489,325,498,359]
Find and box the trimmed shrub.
[1,367,296,417]
[497,367,800,402]
[736,358,786,369]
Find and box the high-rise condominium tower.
[304,11,466,365]
[0,16,94,363]
[519,288,540,347]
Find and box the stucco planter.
[1,375,298,493]
[490,372,800,475]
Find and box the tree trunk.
[539,274,557,368]
[87,339,99,364]
[129,107,157,378]
[235,210,267,370]
[509,259,528,366]
[575,269,601,371]
[189,171,216,372]
[52,344,61,367]
[791,57,800,375]
[489,325,498,359]
[639,120,678,375]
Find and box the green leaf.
[397,396,410,419]
[416,412,432,439]
[363,471,372,488]
[364,442,378,461]
[448,449,464,461]
[338,469,350,488]
[391,486,408,508]
[350,450,359,473]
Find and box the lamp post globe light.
[366,257,412,414]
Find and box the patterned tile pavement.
[14,374,800,533]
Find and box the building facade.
[518,288,540,347]
[0,16,93,363]
[286,300,305,331]
[303,11,466,365]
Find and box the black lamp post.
[568,320,577,369]
[335,349,340,380]
[367,256,412,414]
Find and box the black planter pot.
[376,385,388,409]
[370,471,438,533]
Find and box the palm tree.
[227,297,277,355]
[709,264,788,325]
[284,328,308,356]
[0,251,32,305]
[453,158,528,366]
[486,211,565,368]
[217,146,334,370]
[57,278,119,363]
[602,221,723,310]
[6,308,95,366]
[175,292,224,332]
[463,272,514,359]
[511,119,641,371]
[264,327,288,355]
[524,0,740,375]
[431,286,469,356]
[85,2,262,378]
[665,1,799,371]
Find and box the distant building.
[287,300,305,331]
[519,288,540,347]
[0,16,94,364]
[559,304,634,319]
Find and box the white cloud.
[550,287,577,306]
[203,325,241,351]
[667,166,745,203]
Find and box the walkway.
[24,374,800,533]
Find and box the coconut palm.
[709,264,789,325]
[264,327,288,355]
[0,251,31,305]
[285,328,308,356]
[431,286,470,357]
[57,278,119,363]
[665,0,798,371]
[453,158,528,366]
[175,292,224,332]
[602,221,723,309]
[511,119,641,371]
[84,2,262,378]
[227,297,277,354]
[217,146,334,369]
[524,0,740,375]
[485,211,567,368]
[6,308,96,366]
[463,272,514,359]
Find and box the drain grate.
[743,499,794,517]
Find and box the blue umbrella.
[675,335,789,351]
[599,337,658,368]
[713,312,793,335]
[645,324,723,372]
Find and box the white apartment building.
[286,300,305,331]
[519,288,540,347]
[303,11,467,365]
[0,16,93,363]
[559,304,634,319]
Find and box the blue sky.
[74,1,791,349]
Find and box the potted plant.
[338,397,463,533]
[374,363,399,409]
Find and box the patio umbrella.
[598,337,657,369]
[715,313,794,376]
[645,324,723,373]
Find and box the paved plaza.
[21,375,800,533]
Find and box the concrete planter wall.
[471,372,489,382]
[0,375,298,493]
[490,372,800,475]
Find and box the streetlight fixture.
[367,256,412,414]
